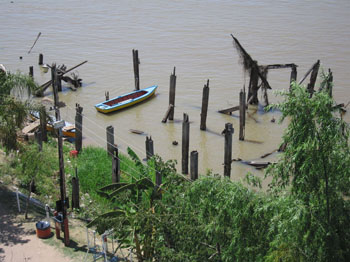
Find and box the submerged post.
[224,123,234,178]
[200,79,210,130]
[190,150,198,181]
[75,104,83,154]
[169,67,177,120]
[132,49,140,90]
[145,136,154,160]
[38,53,43,65]
[106,125,114,157]
[182,113,190,174]
[112,147,120,183]
[29,66,34,79]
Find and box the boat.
[95,85,158,114]
[30,112,76,138]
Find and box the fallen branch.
[28,32,41,54]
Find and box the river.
[1,0,350,180]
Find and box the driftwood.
[162,104,174,123]
[129,129,144,135]
[28,32,41,54]
[232,158,272,169]
[36,60,88,96]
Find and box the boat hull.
[95,85,157,114]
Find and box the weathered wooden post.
[190,150,198,181]
[182,113,190,174]
[39,106,47,142]
[105,91,109,101]
[75,104,83,154]
[326,68,333,97]
[247,62,259,104]
[200,79,210,130]
[307,60,320,98]
[56,72,62,92]
[132,49,140,90]
[38,53,43,65]
[224,123,234,178]
[145,136,154,160]
[239,89,246,141]
[169,67,177,120]
[29,66,34,79]
[290,64,297,85]
[106,125,114,157]
[161,104,174,123]
[71,168,80,209]
[112,147,120,183]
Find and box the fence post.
[200,80,210,130]
[75,104,83,153]
[39,106,47,142]
[112,147,120,183]
[182,113,190,174]
[224,123,234,178]
[106,125,114,156]
[35,130,42,152]
[169,67,177,120]
[190,150,198,180]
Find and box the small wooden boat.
[30,112,76,138]
[95,85,158,114]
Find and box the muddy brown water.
[1,0,350,180]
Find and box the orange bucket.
[36,221,51,239]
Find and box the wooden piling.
[75,104,83,153]
[106,125,114,156]
[326,69,333,97]
[162,104,174,123]
[190,150,198,181]
[105,91,109,101]
[247,64,259,104]
[38,53,43,65]
[200,79,210,130]
[224,123,234,178]
[112,147,120,183]
[71,168,80,209]
[145,136,154,160]
[132,49,140,90]
[290,64,297,86]
[239,90,246,141]
[307,60,320,98]
[182,113,190,175]
[29,66,34,79]
[169,67,177,120]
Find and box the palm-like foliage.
[0,71,40,151]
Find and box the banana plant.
[87,147,162,261]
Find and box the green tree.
[0,70,39,151]
[265,82,350,261]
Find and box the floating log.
[241,160,271,169]
[129,129,144,135]
[162,104,174,123]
